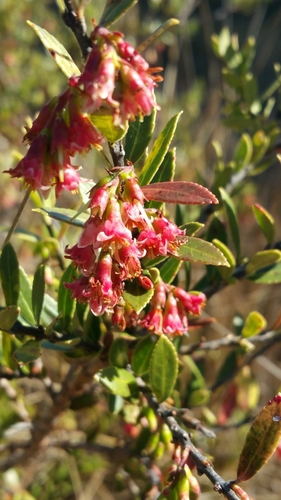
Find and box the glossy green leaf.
[142,181,218,205]
[219,187,240,258]
[14,340,42,366]
[160,258,182,284]
[18,267,35,325]
[32,265,45,325]
[99,0,138,27]
[132,334,159,375]
[212,238,236,279]
[125,108,156,164]
[139,112,182,186]
[242,311,267,338]
[96,367,138,398]
[237,393,281,482]
[58,263,76,330]
[123,279,154,314]
[109,338,129,368]
[149,335,178,402]
[252,204,275,245]
[247,261,281,284]
[0,243,20,306]
[233,133,253,171]
[90,112,128,142]
[246,250,281,275]
[0,306,20,331]
[27,21,80,78]
[176,238,230,266]
[33,207,88,227]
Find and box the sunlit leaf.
[123,279,154,314]
[149,335,178,402]
[246,250,281,275]
[252,204,275,245]
[219,187,240,259]
[237,393,281,482]
[181,222,204,237]
[233,133,253,171]
[212,238,236,279]
[247,261,281,284]
[139,112,182,186]
[18,267,34,325]
[90,112,128,142]
[27,21,81,78]
[242,311,267,338]
[96,367,138,398]
[176,238,230,266]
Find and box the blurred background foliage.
[1,0,281,499]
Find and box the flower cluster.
[65,166,186,317]
[70,26,162,126]
[139,279,206,337]
[5,26,160,196]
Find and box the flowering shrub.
[1,2,281,499]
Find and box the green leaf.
[142,181,218,205]
[32,265,45,325]
[212,238,236,279]
[108,394,124,414]
[219,187,240,259]
[252,204,275,245]
[58,263,76,330]
[160,258,182,284]
[246,250,281,275]
[27,21,80,78]
[125,108,156,164]
[132,334,159,376]
[181,222,204,237]
[2,332,20,370]
[96,367,138,398]
[13,340,42,366]
[109,338,129,368]
[41,338,81,352]
[0,243,20,306]
[123,279,154,314]
[99,0,138,27]
[40,294,59,327]
[147,149,176,209]
[33,207,88,227]
[247,261,281,284]
[18,267,35,325]
[149,335,178,402]
[176,238,230,266]
[83,311,102,344]
[139,112,182,186]
[90,112,128,142]
[237,393,281,482]
[233,133,253,172]
[0,306,20,331]
[242,311,267,338]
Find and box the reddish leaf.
[141,182,218,205]
[237,393,281,482]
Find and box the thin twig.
[62,0,92,60]
[3,187,31,247]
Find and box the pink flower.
[141,307,163,332]
[163,294,187,336]
[65,244,96,276]
[172,288,206,315]
[55,164,80,198]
